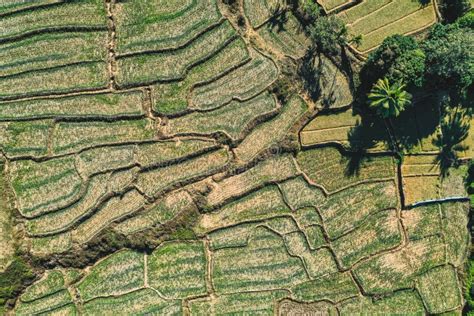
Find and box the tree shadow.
[267,4,289,32]
[433,108,470,176]
[417,0,431,7]
[297,50,322,101]
[344,117,382,177]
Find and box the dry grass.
[353,235,445,294]
[165,92,277,140]
[136,148,230,197]
[72,189,146,245]
[115,190,194,234]
[235,96,307,163]
[196,185,290,234]
[297,146,395,193]
[206,154,298,207]
[190,50,278,110]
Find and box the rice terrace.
[0,0,473,314]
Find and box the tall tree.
[360,35,425,94]
[368,78,411,118]
[422,23,473,105]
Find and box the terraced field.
[320,0,439,54]
[0,0,471,315]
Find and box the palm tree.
[368,78,411,118]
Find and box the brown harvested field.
[403,175,439,206]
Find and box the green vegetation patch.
[0,120,51,158]
[82,289,182,315]
[196,185,290,234]
[402,203,442,241]
[339,290,425,315]
[213,226,308,294]
[441,201,470,267]
[9,156,82,217]
[148,241,207,299]
[235,95,307,163]
[416,265,462,314]
[278,176,326,210]
[115,0,221,54]
[258,12,309,59]
[0,257,34,306]
[244,0,283,28]
[116,21,236,86]
[0,92,144,121]
[52,119,156,155]
[0,61,108,100]
[20,270,64,303]
[206,154,298,207]
[152,38,250,115]
[0,31,107,78]
[0,0,106,41]
[190,290,288,315]
[136,148,230,198]
[77,250,144,302]
[14,289,73,315]
[0,161,14,272]
[338,0,437,53]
